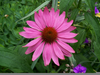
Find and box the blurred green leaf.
[85,13,100,43]
[31,56,40,70]
[93,42,100,61]
[9,68,24,73]
[35,59,46,73]
[59,0,75,14]
[74,53,95,73]
[85,13,100,61]
[75,15,85,22]
[0,47,33,73]
[73,28,86,52]
[84,0,95,13]
[68,8,79,21]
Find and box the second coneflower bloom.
[19,7,78,66]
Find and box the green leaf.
[8,44,32,65]
[85,13,100,44]
[93,42,100,61]
[84,0,95,13]
[0,44,4,47]
[31,56,40,70]
[0,47,33,73]
[9,68,24,73]
[85,13,100,61]
[35,59,46,73]
[16,0,50,23]
[73,28,86,52]
[68,8,79,21]
[59,0,75,14]
[75,15,85,22]
[74,53,95,73]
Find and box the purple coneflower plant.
[19,7,78,66]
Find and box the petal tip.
[25,52,28,55]
[26,20,30,23]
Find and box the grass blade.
[16,0,50,23]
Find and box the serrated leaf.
[31,56,40,70]
[85,13,100,43]
[85,13,100,61]
[84,0,95,13]
[73,29,86,52]
[0,47,33,73]
[68,8,79,21]
[59,0,75,14]
[74,53,95,73]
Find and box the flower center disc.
[42,27,57,43]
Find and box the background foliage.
[0,0,100,73]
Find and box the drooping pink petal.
[19,31,41,38]
[54,11,65,29]
[58,32,78,39]
[58,44,72,57]
[23,27,37,33]
[23,37,42,47]
[58,38,78,43]
[25,40,42,54]
[32,42,45,61]
[61,26,76,33]
[57,40,75,53]
[52,42,65,60]
[50,43,59,66]
[43,43,52,66]
[57,20,73,32]
[26,21,41,31]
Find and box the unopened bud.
[70,69,73,72]
[66,64,70,67]
[65,68,68,71]
[71,64,74,67]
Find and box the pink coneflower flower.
[19,7,78,66]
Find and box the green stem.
[52,0,58,11]
[91,58,98,66]
[79,61,100,64]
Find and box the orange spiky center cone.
[42,27,57,43]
